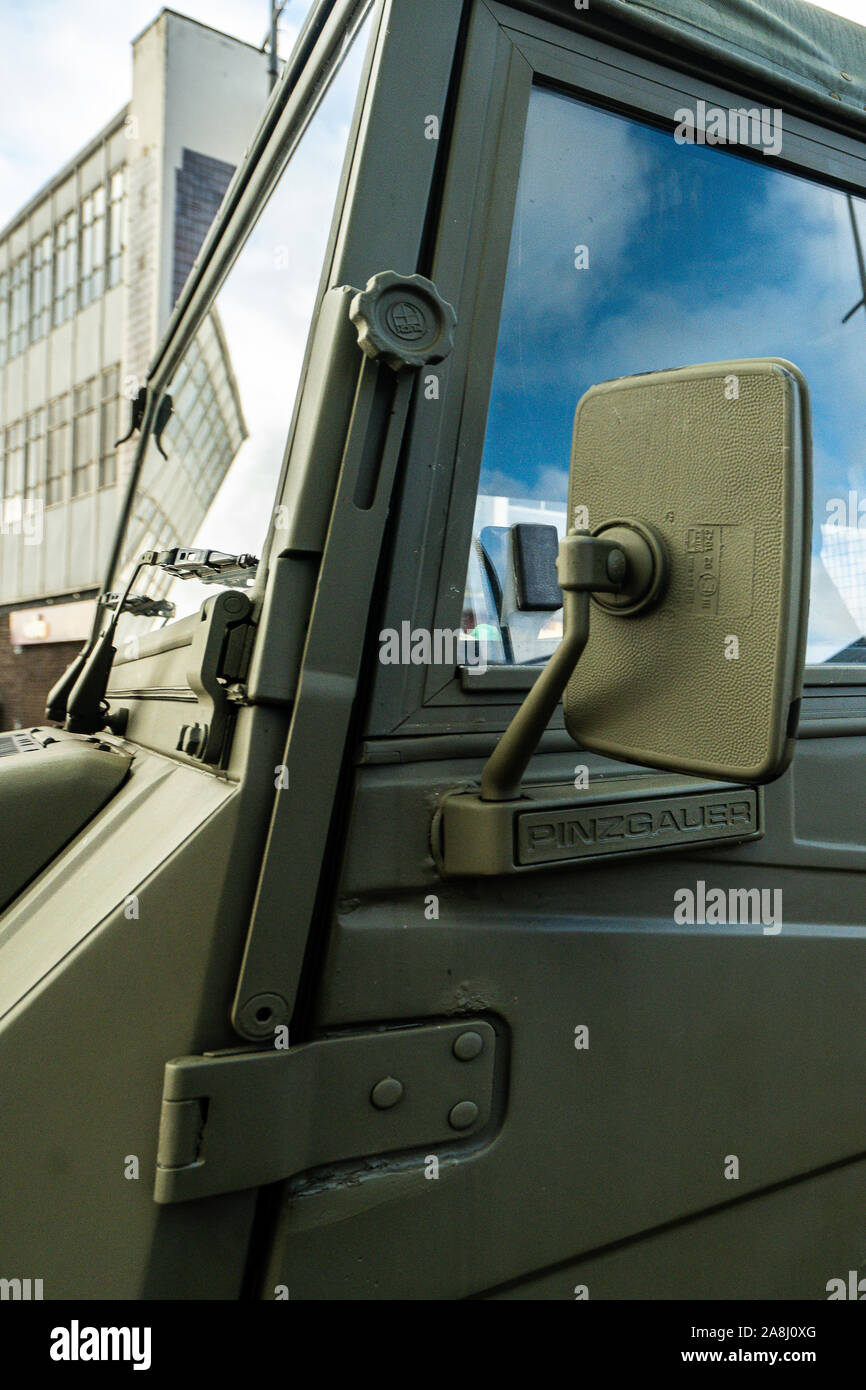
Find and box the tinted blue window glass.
[468,85,866,665]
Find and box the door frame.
[364,0,866,746]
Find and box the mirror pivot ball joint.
[589,518,668,616]
[555,520,667,609]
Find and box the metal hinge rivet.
[370,1077,404,1109]
[449,1101,479,1131]
[453,1031,484,1061]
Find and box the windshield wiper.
[45,590,174,723]
[146,547,259,587]
[59,549,258,734]
[102,593,176,620]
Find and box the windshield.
[113,16,370,640]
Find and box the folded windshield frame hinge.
[177,588,254,762]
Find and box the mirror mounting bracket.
[434,523,755,879]
[479,529,644,803]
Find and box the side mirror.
[565,358,811,783]
[435,359,812,875]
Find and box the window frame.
[3,421,24,499]
[53,210,77,327]
[45,393,71,507]
[0,269,8,365]
[98,365,121,488]
[24,408,46,501]
[78,185,106,310]
[30,232,52,342]
[71,377,98,498]
[107,168,125,289]
[9,252,29,357]
[365,1,866,742]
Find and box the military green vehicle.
[3,0,866,1302]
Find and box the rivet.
[449,1100,479,1131]
[453,1031,483,1061]
[371,1077,403,1110]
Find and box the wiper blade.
[143,547,259,586]
[101,592,176,619]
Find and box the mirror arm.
[480,588,591,802]
[480,531,626,802]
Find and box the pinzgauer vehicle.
[2,0,866,1301]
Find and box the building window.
[72,379,98,496]
[10,254,29,356]
[25,409,46,500]
[99,365,121,487]
[30,233,52,342]
[3,422,25,498]
[46,394,71,505]
[0,271,8,366]
[79,187,106,308]
[53,211,77,325]
[172,149,235,307]
[107,170,125,288]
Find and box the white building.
[0,9,271,726]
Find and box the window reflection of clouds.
[480,85,866,659]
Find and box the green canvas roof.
[576,0,866,126]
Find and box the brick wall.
[0,615,80,729]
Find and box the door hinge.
[154,1019,496,1204]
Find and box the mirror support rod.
[480,531,627,803]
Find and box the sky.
[812,0,866,19]
[0,0,307,229]
[2,0,866,227]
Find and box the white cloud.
[0,0,304,228]
[809,1,866,23]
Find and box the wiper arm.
[102,592,176,620]
[45,591,174,722]
[62,549,258,734]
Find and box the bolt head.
[371,1077,404,1110]
[453,1031,484,1061]
[448,1100,479,1131]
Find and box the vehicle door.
[250,0,866,1300]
